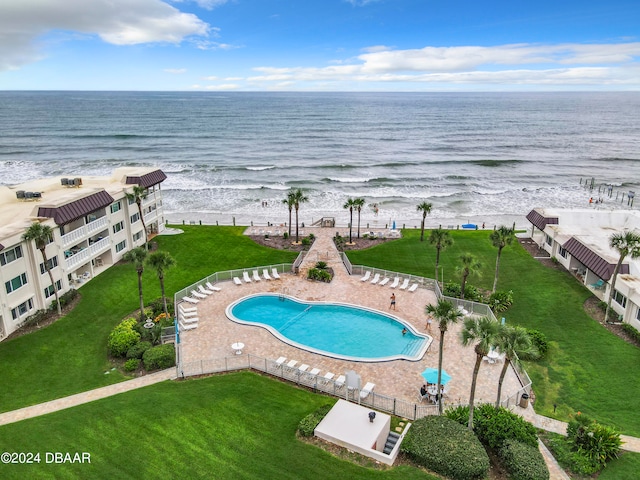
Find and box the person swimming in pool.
[401,327,407,335]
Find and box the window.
[44,280,63,298]
[11,299,34,320]
[0,245,23,266]
[559,246,567,258]
[130,212,140,224]
[546,234,552,246]
[110,201,121,214]
[116,240,127,253]
[5,273,27,294]
[128,196,136,205]
[113,221,124,234]
[133,231,143,242]
[636,308,640,321]
[39,256,59,274]
[613,290,627,308]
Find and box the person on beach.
[426,316,432,331]
[390,293,396,310]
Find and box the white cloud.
[0,0,209,70]
[164,68,187,74]
[204,83,240,90]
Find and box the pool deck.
[178,227,523,408]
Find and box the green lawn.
[347,229,640,436]
[0,372,434,480]
[0,226,297,413]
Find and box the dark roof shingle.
[526,209,559,231]
[37,190,115,226]
[125,169,167,188]
[563,237,629,280]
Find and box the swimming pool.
[226,293,431,362]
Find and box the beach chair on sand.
[370,273,380,284]
[399,278,410,290]
[233,277,242,285]
[271,268,281,279]
[262,269,272,280]
[206,281,222,292]
[243,271,252,283]
[389,277,400,288]
[408,283,419,292]
[379,277,390,286]
[252,270,261,281]
[360,382,375,399]
[360,271,371,282]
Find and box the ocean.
[1,91,639,229]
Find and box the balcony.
[65,248,91,270]
[89,237,110,256]
[61,216,108,247]
[86,216,108,234]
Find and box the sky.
[0,0,639,91]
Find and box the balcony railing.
[65,248,91,269]
[89,237,110,256]
[86,216,108,234]
[61,216,108,246]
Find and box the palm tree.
[416,202,433,242]
[605,231,640,323]
[460,316,501,429]
[489,225,515,293]
[457,253,481,300]
[22,222,61,316]
[123,247,148,320]
[493,325,537,408]
[354,197,366,238]
[292,188,309,244]
[125,185,149,249]
[146,251,176,318]
[343,197,358,243]
[425,299,464,414]
[429,229,453,284]
[282,191,295,237]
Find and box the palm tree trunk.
[288,208,292,237]
[41,248,62,316]
[495,358,510,408]
[437,330,446,414]
[461,273,468,299]
[468,354,483,429]
[295,207,299,243]
[159,274,168,318]
[420,216,425,241]
[349,209,353,243]
[137,270,145,319]
[492,247,503,293]
[435,247,441,283]
[605,259,622,323]
[137,199,149,249]
[357,210,361,238]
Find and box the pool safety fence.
[178,353,528,421]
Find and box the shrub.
[622,323,640,343]
[108,318,141,357]
[499,439,549,480]
[566,413,621,471]
[124,358,141,372]
[402,416,489,480]
[524,329,548,359]
[597,300,608,313]
[297,404,333,437]
[308,233,315,240]
[21,309,48,327]
[148,297,174,317]
[49,288,79,311]
[126,341,152,359]
[283,231,288,239]
[301,237,311,247]
[314,261,328,270]
[307,268,332,282]
[142,344,176,370]
[443,282,483,302]
[487,290,514,313]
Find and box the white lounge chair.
[399,278,410,290]
[243,271,252,283]
[182,296,199,304]
[379,277,390,286]
[389,277,400,288]
[206,281,222,292]
[321,372,335,384]
[408,283,419,292]
[271,268,281,279]
[180,309,198,318]
[360,271,371,282]
[274,356,287,368]
[262,269,272,280]
[309,367,321,377]
[181,316,199,324]
[335,375,346,388]
[180,305,198,313]
[191,290,207,299]
[360,382,375,399]
[198,285,213,295]
[179,321,198,331]
[233,277,242,285]
[370,273,380,284]
[298,364,309,374]
[285,360,298,372]
[252,270,261,281]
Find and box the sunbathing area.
[176,227,524,410]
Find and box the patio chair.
[274,356,287,369]
[206,281,222,292]
[191,290,207,299]
[389,277,400,288]
[308,367,321,377]
[180,309,198,318]
[399,278,410,290]
[179,304,198,313]
[418,388,430,403]
[321,372,335,385]
[243,271,252,283]
[360,382,375,399]
[198,285,213,295]
[360,271,371,282]
[271,268,281,279]
[182,296,199,304]
[589,279,605,290]
[379,277,390,286]
[335,375,346,388]
[252,270,261,281]
[298,364,309,374]
[233,277,242,285]
[285,360,298,372]
[262,269,272,280]
[370,273,380,284]
[179,321,198,331]
[408,283,419,292]
[181,316,199,324]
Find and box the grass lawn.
[0,226,297,413]
[347,229,640,436]
[0,372,434,480]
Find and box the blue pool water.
[226,294,430,362]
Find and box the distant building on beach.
[526,208,640,330]
[0,167,167,340]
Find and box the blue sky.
[1,0,639,91]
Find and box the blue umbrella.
[420,367,451,385]
[392,220,396,230]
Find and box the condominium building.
[526,208,640,329]
[0,167,167,340]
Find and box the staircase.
[383,431,401,455]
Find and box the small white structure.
[314,399,406,465]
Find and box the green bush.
[21,309,48,327]
[402,416,489,480]
[499,439,549,480]
[108,318,141,357]
[487,290,514,313]
[297,404,333,437]
[142,344,176,370]
[524,329,548,359]
[126,341,152,359]
[443,282,483,302]
[301,237,311,247]
[622,323,640,343]
[314,261,328,270]
[49,288,79,311]
[307,268,332,282]
[283,232,289,239]
[148,297,174,317]
[548,434,600,476]
[124,358,140,372]
[566,413,621,471]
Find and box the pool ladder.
[279,287,289,301]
